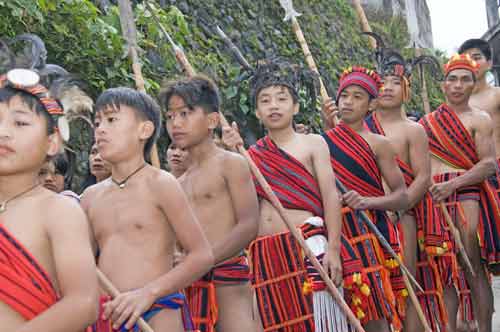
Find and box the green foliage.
[0,0,445,191]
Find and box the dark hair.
[95,87,161,159]
[52,153,69,176]
[254,84,299,107]
[0,86,55,134]
[159,75,220,114]
[458,39,493,61]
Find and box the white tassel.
[304,217,350,332]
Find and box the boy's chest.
[180,167,228,204]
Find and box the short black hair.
[0,86,55,134]
[52,153,69,176]
[458,39,493,61]
[95,87,161,159]
[159,75,220,114]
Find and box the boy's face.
[166,143,190,174]
[89,143,111,180]
[39,160,65,193]
[442,69,475,105]
[255,85,298,131]
[463,48,491,79]
[94,105,151,163]
[378,75,404,109]
[0,95,59,176]
[338,85,372,123]
[165,94,218,149]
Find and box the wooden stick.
[219,115,365,332]
[97,269,155,332]
[334,179,431,332]
[117,0,160,169]
[434,195,476,277]
[415,48,431,114]
[351,0,377,49]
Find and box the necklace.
[0,183,41,213]
[111,163,147,189]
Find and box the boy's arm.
[312,135,343,286]
[406,124,432,209]
[16,199,99,332]
[212,153,259,263]
[103,173,214,330]
[80,187,99,257]
[344,136,409,211]
[430,112,496,201]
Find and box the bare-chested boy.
[81,87,213,332]
[160,76,261,332]
[419,55,499,332]
[223,59,361,332]
[360,50,451,331]
[166,143,190,178]
[0,69,99,331]
[321,66,409,332]
[459,39,500,274]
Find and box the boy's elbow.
[76,291,99,326]
[486,158,497,176]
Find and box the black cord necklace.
[111,163,147,189]
[0,183,41,213]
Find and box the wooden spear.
[117,0,160,168]
[351,0,377,49]
[97,269,155,332]
[143,7,366,331]
[277,0,337,129]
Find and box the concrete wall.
[358,0,433,48]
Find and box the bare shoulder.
[302,133,329,151]
[145,166,181,195]
[368,132,395,156]
[217,147,248,170]
[40,191,88,231]
[404,119,428,140]
[80,180,109,208]
[471,108,493,127]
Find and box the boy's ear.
[293,102,300,116]
[207,112,220,130]
[368,98,378,112]
[46,132,62,157]
[139,120,155,140]
[440,81,445,94]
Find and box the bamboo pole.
[117,0,160,168]
[97,269,155,332]
[351,0,377,49]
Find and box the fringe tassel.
[303,217,350,332]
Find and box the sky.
[427,0,490,55]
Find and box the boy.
[166,143,190,178]
[222,59,369,332]
[362,49,450,331]
[39,153,68,193]
[322,66,409,332]
[81,87,213,332]
[419,55,499,332]
[0,68,99,331]
[161,75,260,332]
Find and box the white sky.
[427,0,489,55]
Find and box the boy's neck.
[111,154,147,180]
[189,136,218,164]
[473,76,489,93]
[446,99,471,113]
[0,172,40,202]
[343,118,365,133]
[376,106,404,122]
[267,125,296,145]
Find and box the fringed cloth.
[365,112,450,328]
[248,135,368,330]
[93,293,196,332]
[0,223,58,320]
[185,254,250,332]
[432,172,477,323]
[420,104,500,273]
[322,123,403,329]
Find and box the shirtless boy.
[419,55,499,332]
[81,87,213,332]
[0,69,98,331]
[223,59,349,332]
[160,76,260,332]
